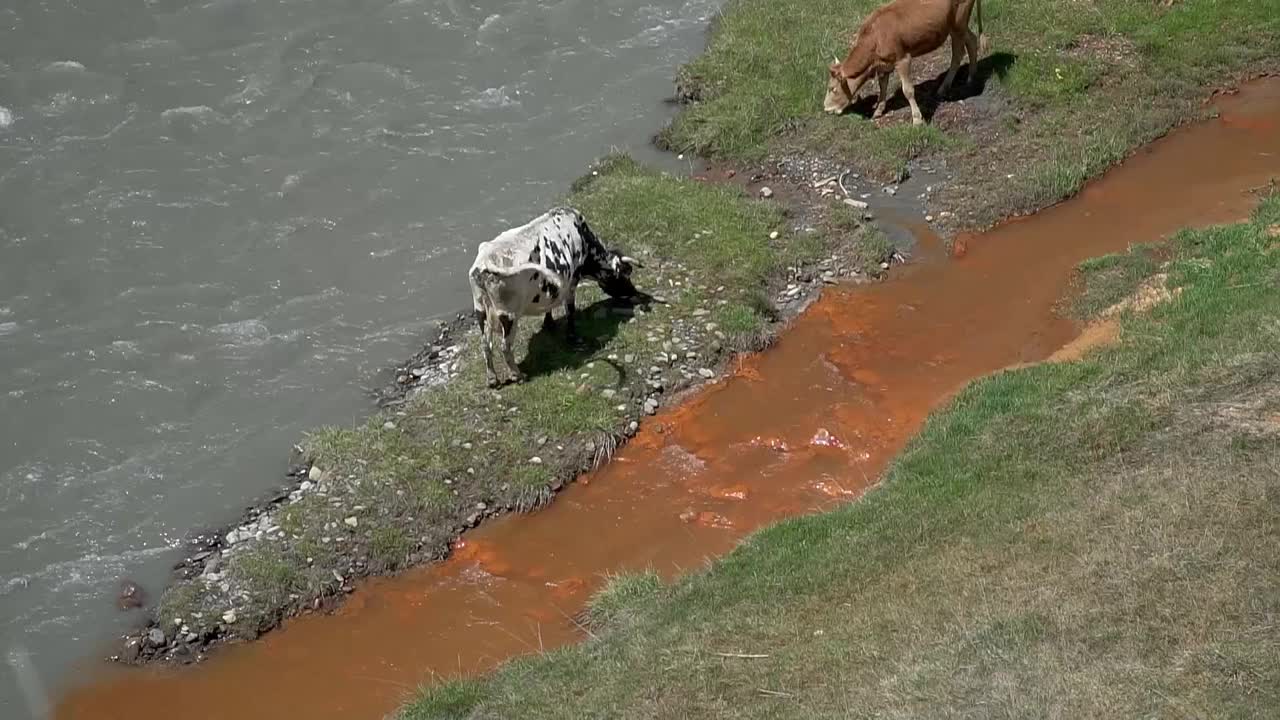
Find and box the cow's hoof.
[912,117,925,126]
[487,379,501,389]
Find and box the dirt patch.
[1043,273,1181,363]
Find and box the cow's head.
[824,61,854,114]
[593,251,643,299]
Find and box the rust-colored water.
[57,79,1280,720]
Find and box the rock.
[119,638,142,663]
[880,262,890,270]
[411,367,426,377]
[117,580,146,610]
[308,466,323,482]
[202,553,223,576]
[529,456,543,465]
[925,214,934,222]
[623,354,636,364]
[759,186,774,198]
[769,231,780,240]
[692,309,709,317]
[222,610,237,624]
[882,186,897,196]
[146,628,166,647]
[627,421,639,435]
[698,368,715,379]
[382,421,396,430]
[842,198,868,209]
[344,516,359,528]
[601,389,616,399]
[643,398,659,415]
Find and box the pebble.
[344,516,359,528]
[308,466,323,482]
[925,214,935,222]
[299,480,313,492]
[529,456,543,464]
[146,628,166,646]
[643,398,659,415]
[624,354,636,363]
[759,186,774,198]
[842,198,868,209]
[222,610,237,624]
[698,368,715,379]
[769,231,780,240]
[382,421,396,430]
[627,421,639,434]
[601,389,616,398]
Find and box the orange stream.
[56,78,1280,720]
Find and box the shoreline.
[103,0,1279,672]
[113,154,896,666]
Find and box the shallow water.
[51,77,1280,720]
[0,0,719,714]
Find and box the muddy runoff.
[55,79,1280,720]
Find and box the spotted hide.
[468,207,642,387]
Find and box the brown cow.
[823,0,988,125]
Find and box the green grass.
[398,198,1280,719]
[147,155,870,645]
[1068,243,1163,320]
[664,0,1278,207]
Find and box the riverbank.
[121,155,890,663]
[400,195,1280,720]
[117,0,1278,670]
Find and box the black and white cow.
[468,206,642,387]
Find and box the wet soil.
[54,78,1280,720]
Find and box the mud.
[54,78,1280,720]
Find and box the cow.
[823,0,988,125]
[468,207,642,387]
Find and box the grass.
[1068,242,1163,320]
[146,155,867,646]
[398,198,1280,718]
[663,0,1279,213]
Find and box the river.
[0,0,717,715]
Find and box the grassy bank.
[401,199,1280,717]
[137,156,882,658]
[663,0,1278,223]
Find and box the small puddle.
[55,78,1280,720]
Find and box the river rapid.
[0,0,718,715]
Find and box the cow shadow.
[848,51,1016,122]
[517,294,655,383]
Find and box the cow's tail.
[976,0,990,55]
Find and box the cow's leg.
[475,309,499,388]
[498,313,525,383]
[895,58,924,126]
[964,29,980,86]
[542,311,555,332]
[564,281,581,344]
[872,72,891,119]
[939,33,965,96]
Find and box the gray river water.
[0,0,715,714]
